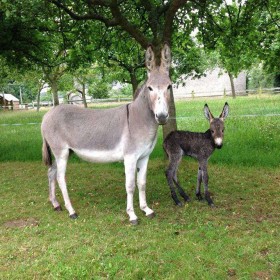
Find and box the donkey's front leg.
[201,164,214,207]
[124,156,138,225]
[137,156,155,218]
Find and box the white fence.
[2,88,279,110]
[173,87,280,99]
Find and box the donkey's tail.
[42,138,52,167]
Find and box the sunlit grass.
[0,161,279,279]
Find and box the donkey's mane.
[134,80,147,100]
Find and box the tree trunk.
[130,71,139,99]
[274,73,280,87]
[51,81,59,106]
[36,91,41,112]
[81,83,87,108]
[163,86,177,140]
[228,72,236,98]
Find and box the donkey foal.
[163,103,229,207]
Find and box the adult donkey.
[41,44,172,224]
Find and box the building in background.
[0,93,20,110]
[173,69,246,98]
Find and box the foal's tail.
[42,138,52,167]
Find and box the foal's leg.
[165,153,183,206]
[137,156,154,218]
[196,167,203,201]
[173,167,190,202]
[48,161,62,211]
[55,149,77,218]
[124,156,138,224]
[200,162,214,207]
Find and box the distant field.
[0,94,280,279]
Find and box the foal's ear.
[204,104,214,121]
[160,43,171,72]
[145,45,156,72]
[219,102,229,120]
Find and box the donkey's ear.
[160,43,171,72]
[145,45,156,72]
[220,102,229,120]
[204,104,214,121]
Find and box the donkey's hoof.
[130,219,138,226]
[69,213,78,219]
[146,212,155,219]
[209,203,215,208]
[54,205,62,211]
[176,202,183,207]
[196,194,203,201]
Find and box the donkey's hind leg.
[55,149,77,218]
[48,161,62,211]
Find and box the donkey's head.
[204,102,229,149]
[145,43,172,125]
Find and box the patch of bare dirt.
[253,271,271,280]
[3,218,39,228]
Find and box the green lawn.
[0,95,280,279]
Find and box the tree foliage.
[193,0,279,96]
[0,0,279,110]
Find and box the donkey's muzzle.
[155,113,169,125]
[216,144,223,149]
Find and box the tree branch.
[163,0,188,43]
[109,0,149,48]
[49,0,149,47]
[49,0,118,26]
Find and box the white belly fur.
[72,148,123,163]
[72,131,158,163]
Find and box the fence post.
[191,90,195,99]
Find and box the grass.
[0,94,280,279]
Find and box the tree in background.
[195,0,273,98]
[0,1,99,106]
[257,0,280,87]
[247,64,275,90]
[0,58,44,108]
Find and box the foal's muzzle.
[214,137,223,149]
[155,113,169,125]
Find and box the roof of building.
[0,93,19,102]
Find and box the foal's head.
[204,102,229,149]
[145,44,172,125]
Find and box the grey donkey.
[163,102,229,207]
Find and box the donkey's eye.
[167,85,171,90]
[211,130,214,133]
[148,86,153,91]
